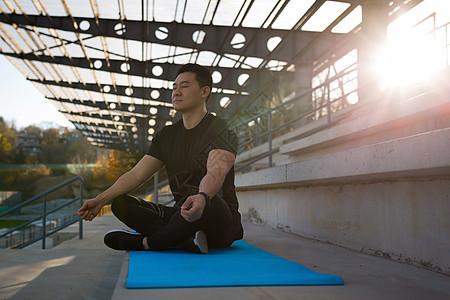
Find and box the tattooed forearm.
[206,149,235,181]
[198,149,235,198]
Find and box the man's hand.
[77,198,103,221]
[180,194,207,222]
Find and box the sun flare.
[375,34,443,89]
[374,0,449,90]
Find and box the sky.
[0,55,74,129]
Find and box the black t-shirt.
[147,113,239,212]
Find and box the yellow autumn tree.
[88,149,140,191]
[0,117,16,164]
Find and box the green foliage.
[50,165,69,176]
[84,149,140,192]
[0,118,16,164]
[42,128,59,145]
[0,118,102,165]
[0,166,51,197]
[21,125,42,137]
[0,133,13,163]
[0,219,28,229]
[0,118,145,200]
[14,149,26,164]
[40,143,66,163]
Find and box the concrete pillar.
[295,62,313,96]
[294,61,313,123]
[357,0,389,100]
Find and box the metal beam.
[73,120,119,131]
[48,96,169,113]
[63,110,147,124]
[2,51,266,93]
[31,78,250,113]
[0,13,331,62]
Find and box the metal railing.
[232,21,450,173]
[0,176,84,249]
[232,63,359,172]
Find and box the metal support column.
[268,108,273,168]
[358,0,389,100]
[79,178,83,239]
[42,195,46,249]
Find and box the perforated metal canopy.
[0,0,419,152]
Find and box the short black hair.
[176,63,213,102]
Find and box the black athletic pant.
[111,194,234,250]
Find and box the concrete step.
[237,127,450,189]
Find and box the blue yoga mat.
[126,240,344,288]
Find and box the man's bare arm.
[78,155,164,221]
[181,149,235,222]
[199,149,235,198]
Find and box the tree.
[21,125,42,138]
[86,149,138,192]
[63,131,97,163]
[0,119,112,169]
[14,148,26,164]
[106,150,140,182]
[0,117,17,163]
[42,128,60,145]
[40,142,65,163]
[0,133,13,163]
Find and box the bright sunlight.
[375,0,450,90]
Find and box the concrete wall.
[238,178,449,274]
[235,86,450,274]
[0,191,22,207]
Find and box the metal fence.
[231,21,450,172]
[0,176,84,249]
[232,61,359,171]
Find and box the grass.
[0,219,29,229]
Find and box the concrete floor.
[0,214,124,299]
[0,213,449,300]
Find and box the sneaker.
[104,229,145,251]
[194,230,209,254]
[179,230,209,254]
